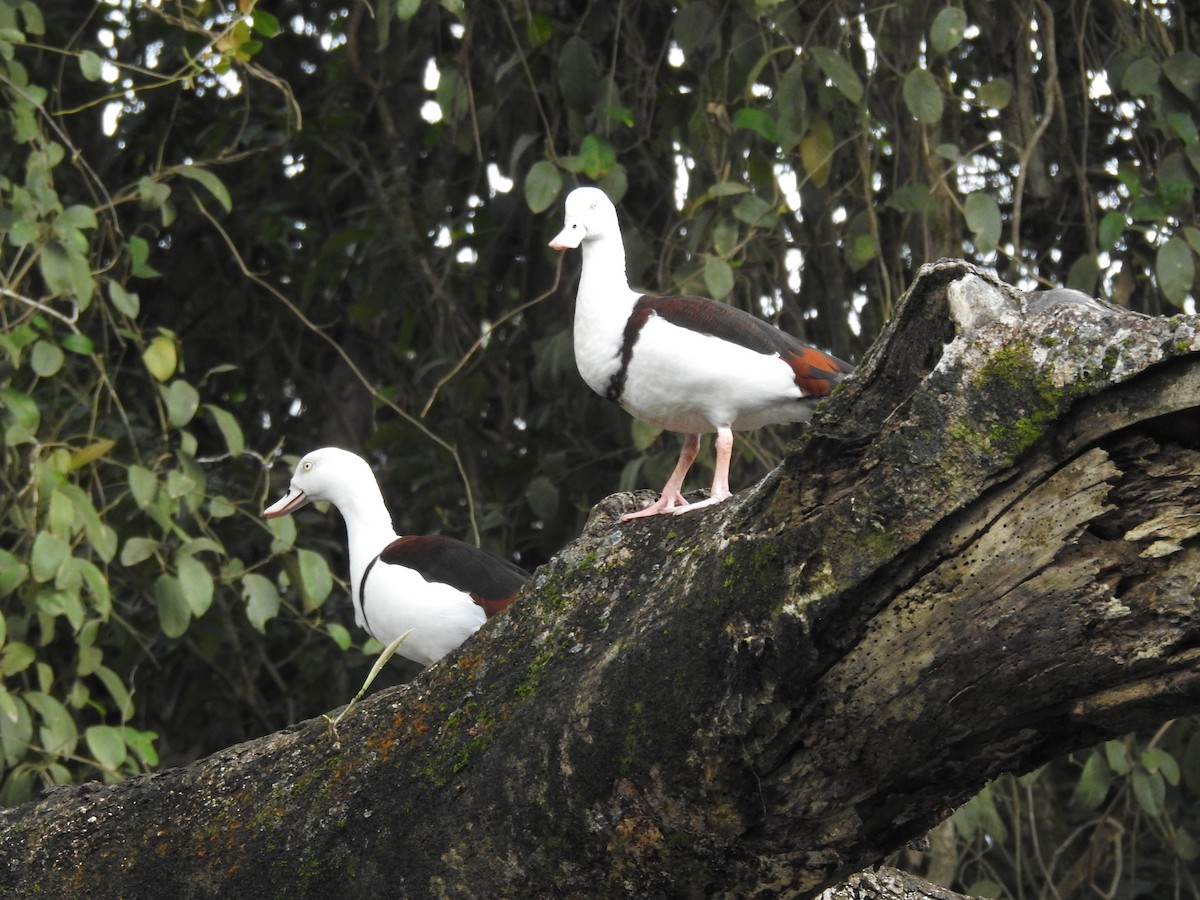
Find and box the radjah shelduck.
[263,447,527,666]
[549,185,853,519]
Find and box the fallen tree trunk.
[1,260,1197,898]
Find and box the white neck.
[572,231,642,395]
[331,477,398,560]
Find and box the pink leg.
[621,434,700,520]
[671,426,734,516]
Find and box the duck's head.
[263,447,370,518]
[548,186,619,251]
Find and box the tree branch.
[1,261,1197,899]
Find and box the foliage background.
[0,0,1197,896]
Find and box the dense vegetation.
[0,1,1197,895]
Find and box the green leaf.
[242,573,281,633]
[203,403,245,457]
[775,60,808,146]
[128,235,161,279]
[48,488,75,536]
[0,686,17,725]
[557,35,601,113]
[524,160,562,214]
[846,232,879,271]
[903,67,944,123]
[78,48,103,80]
[1,642,36,676]
[267,514,296,552]
[887,183,934,215]
[1105,738,1131,775]
[60,204,97,230]
[1175,827,1200,862]
[296,548,333,612]
[95,665,134,720]
[629,419,661,452]
[177,555,213,618]
[128,466,157,509]
[965,880,1004,899]
[0,691,32,769]
[1155,236,1194,304]
[77,643,102,677]
[208,495,237,518]
[107,281,140,317]
[61,333,94,355]
[704,255,735,300]
[122,726,158,767]
[251,9,281,38]
[30,531,68,582]
[974,78,1012,111]
[1187,227,1200,257]
[396,0,421,20]
[137,176,171,214]
[1131,767,1165,817]
[799,119,834,186]
[120,536,160,567]
[162,379,200,428]
[1071,751,1111,808]
[809,47,863,105]
[732,108,778,143]
[30,339,64,376]
[142,334,177,382]
[930,6,968,53]
[964,192,1001,253]
[712,217,738,258]
[154,573,191,638]
[327,622,353,651]
[78,559,112,615]
[525,476,560,522]
[38,240,94,307]
[1163,50,1200,101]
[525,12,552,48]
[673,1,714,55]
[1122,57,1161,98]
[1066,254,1100,294]
[0,550,28,597]
[435,66,469,123]
[1098,211,1127,251]
[0,388,41,443]
[25,690,77,755]
[177,165,232,214]
[578,134,616,179]
[732,194,775,228]
[68,439,114,473]
[86,724,127,771]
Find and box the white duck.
[549,186,853,519]
[263,447,527,666]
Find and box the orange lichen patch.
[367,731,396,761]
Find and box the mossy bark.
[1,261,1198,899]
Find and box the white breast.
[361,563,486,667]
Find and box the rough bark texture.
[1,261,1198,898]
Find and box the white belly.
[359,563,486,666]
[619,317,811,433]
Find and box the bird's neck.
[335,486,398,558]
[575,233,640,324]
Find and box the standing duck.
[263,447,526,666]
[549,186,853,519]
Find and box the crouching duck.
[549,186,854,519]
[263,447,527,666]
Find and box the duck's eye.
[302,461,312,471]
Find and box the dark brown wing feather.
[378,535,528,619]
